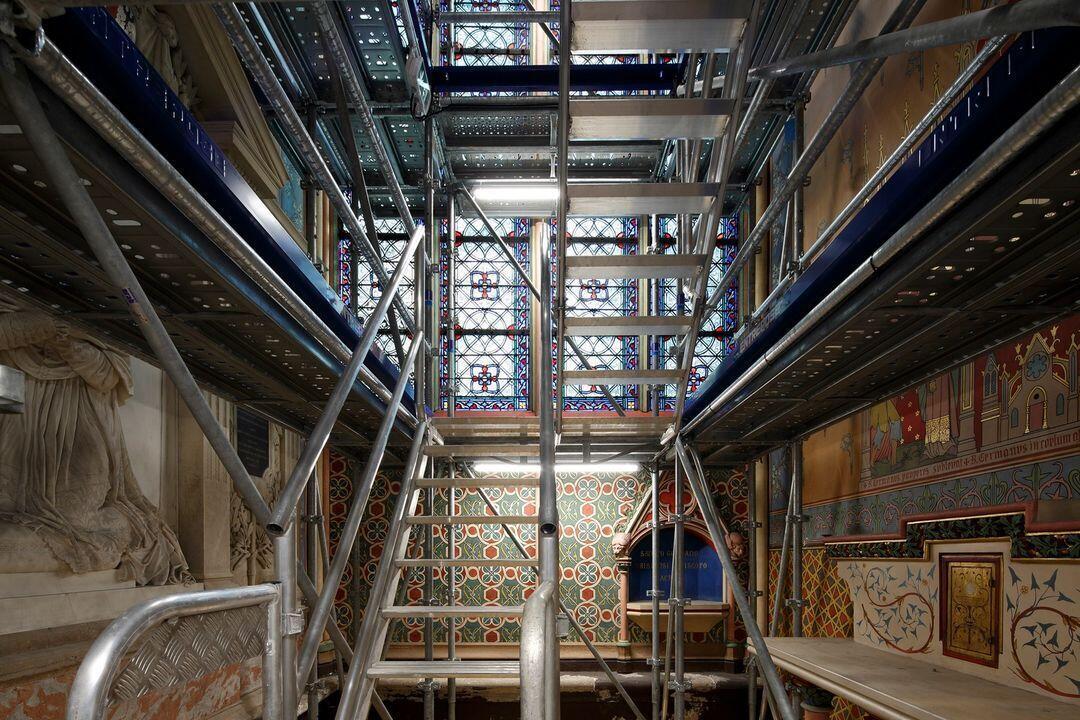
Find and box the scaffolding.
[1,2,1077,720]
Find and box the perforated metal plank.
[565,253,707,279]
[565,315,693,336]
[0,99,401,444]
[571,0,750,52]
[698,117,1080,466]
[570,98,734,141]
[567,182,717,216]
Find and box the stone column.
[616,554,631,659]
[754,459,769,628]
[173,381,234,588]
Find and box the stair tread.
[571,0,749,53]
[563,369,683,385]
[570,98,734,140]
[367,660,519,679]
[564,315,693,335]
[395,558,539,567]
[415,476,540,488]
[382,605,524,617]
[565,253,707,279]
[567,182,716,216]
[407,515,538,525]
[425,444,541,457]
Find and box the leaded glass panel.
[654,214,739,411]
[439,216,531,410]
[555,217,639,410]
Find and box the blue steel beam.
[430,63,682,94]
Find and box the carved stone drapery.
[0,300,189,585]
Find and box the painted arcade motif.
[864,316,1080,486]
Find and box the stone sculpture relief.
[230,428,282,585]
[0,300,188,584]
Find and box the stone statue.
[116,5,199,109]
[725,531,746,561]
[0,300,189,585]
[612,532,630,558]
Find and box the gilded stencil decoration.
[940,555,1000,666]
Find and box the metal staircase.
[339,441,542,717]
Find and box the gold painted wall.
[802,0,996,250]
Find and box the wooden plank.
[751,638,1074,720]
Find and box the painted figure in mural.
[0,300,188,584]
[869,397,902,467]
[919,370,960,459]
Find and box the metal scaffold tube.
[670,0,762,429]
[215,2,412,330]
[700,0,928,318]
[274,519,299,720]
[446,192,458,417]
[650,463,661,720]
[672,459,686,720]
[537,0,570,710]
[1,30,415,433]
[295,335,425,687]
[686,57,1080,440]
[521,579,558,720]
[791,442,804,638]
[461,467,646,720]
[447,464,458,720]
[314,1,417,232]
[338,426,430,719]
[270,225,425,537]
[798,34,1007,267]
[0,50,271,528]
[304,481,321,720]
[455,185,625,416]
[753,0,1080,79]
[674,441,798,720]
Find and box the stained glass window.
[439,0,529,69]
[440,216,531,410]
[339,217,416,367]
[555,217,640,411]
[655,215,739,410]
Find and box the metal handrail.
[268,225,425,537]
[521,579,557,720]
[295,334,426,687]
[66,584,282,720]
[673,439,798,720]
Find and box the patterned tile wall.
[768,547,862,720]
[327,453,749,648]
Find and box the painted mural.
[767,548,862,720]
[865,315,1080,488]
[834,542,1080,705]
[774,315,1080,546]
[1007,565,1080,699]
[801,0,998,251]
[843,561,937,655]
[0,658,263,720]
